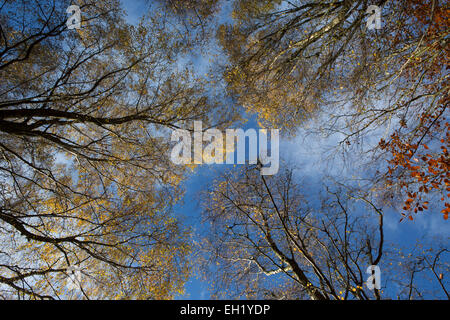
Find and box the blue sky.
[171,115,450,299]
[119,0,449,299]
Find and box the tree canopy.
[0,0,448,300]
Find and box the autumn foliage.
[378,0,449,220]
[380,102,449,220]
